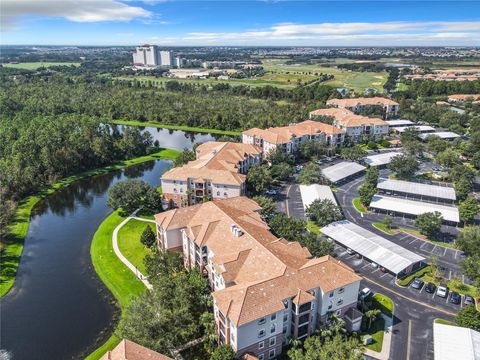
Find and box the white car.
[371,262,379,269]
[265,189,277,195]
[359,287,372,299]
[436,284,448,298]
[346,248,355,255]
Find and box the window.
[223,192,227,196]
[270,324,276,334]
[282,326,287,334]
[271,313,277,321]
[336,309,342,316]
[259,355,264,360]
[283,312,288,322]
[338,287,345,294]
[328,304,333,310]
[258,341,265,350]
[258,329,265,338]
[174,188,177,193]
[180,188,183,193]
[216,191,220,196]
[258,318,266,325]
[336,299,343,306]
[269,349,276,359]
[329,292,334,298]
[269,337,276,347]
[311,302,315,310]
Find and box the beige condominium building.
[309,108,389,142]
[154,197,362,359]
[326,97,399,119]
[242,120,345,155]
[161,142,262,208]
[447,94,480,103]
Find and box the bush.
[140,226,156,248]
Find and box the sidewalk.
[112,210,153,290]
[364,314,393,360]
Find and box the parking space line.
[448,270,452,280]
[420,242,428,250]
[442,247,447,257]
[432,245,437,253]
[432,292,436,299]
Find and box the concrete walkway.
[112,210,152,290]
[364,314,393,360]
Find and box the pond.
[1,127,218,359]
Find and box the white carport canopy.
[364,152,402,167]
[419,131,461,140]
[370,195,460,223]
[321,220,425,275]
[434,323,480,360]
[322,161,366,183]
[386,119,415,127]
[377,178,456,201]
[393,125,436,133]
[299,184,337,211]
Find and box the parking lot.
[334,244,466,313]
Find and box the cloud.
[183,21,480,46]
[1,0,152,30]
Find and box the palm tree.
[289,337,302,349]
[365,309,381,329]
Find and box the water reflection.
[1,160,172,360]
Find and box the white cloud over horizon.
[1,0,152,31]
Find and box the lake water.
[0,127,217,359]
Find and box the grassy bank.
[0,148,179,298]
[372,223,396,235]
[117,219,154,275]
[111,119,242,136]
[87,211,147,360]
[2,62,80,70]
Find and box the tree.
[200,312,216,355]
[400,128,424,156]
[270,162,293,181]
[266,147,294,165]
[426,136,449,155]
[367,141,378,150]
[108,179,162,215]
[388,154,419,179]
[364,166,379,186]
[454,177,474,201]
[288,334,363,360]
[455,305,480,331]
[415,211,443,238]
[210,345,236,360]
[456,226,480,255]
[140,226,156,248]
[382,215,393,230]
[252,195,277,219]
[365,309,381,329]
[459,198,480,225]
[339,145,366,161]
[435,148,459,169]
[246,164,272,194]
[298,139,327,160]
[306,199,343,227]
[298,163,322,185]
[461,255,480,289]
[173,149,195,167]
[358,183,376,206]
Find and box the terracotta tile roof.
[292,289,316,306]
[310,108,387,127]
[448,94,480,102]
[161,141,260,186]
[213,256,361,326]
[100,339,172,360]
[327,97,399,108]
[242,120,343,144]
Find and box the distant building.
[133,44,158,67]
[161,142,262,208]
[242,120,344,155]
[132,45,175,67]
[175,56,186,68]
[326,97,399,119]
[154,196,362,359]
[447,94,480,103]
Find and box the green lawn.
[399,228,457,249]
[2,62,80,70]
[117,219,154,274]
[352,198,368,214]
[396,266,431,287]
[372,223,396,236]
[111,119,241,136]
[372,293,394,318]
[87,211,147,360]
[434,318,455,326]
[363,317,386,352]
[0,148,179,298]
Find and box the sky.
[1,0,480,46]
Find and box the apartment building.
[161,142,262,208]
[309,108,389,142]
[242,120,345,155]
[447,94,480,103]
[326,97,399,118]
[101,339,172,360]
[133,45,158,67]
[154,197,362,359]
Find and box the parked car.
[411,278,424,290]
[346,248,355,255]
[265,189,277,195]
[359,287,372,299]
[295,165,303,172]
[436,284,449,298]
[464,295,475,306]
[355,253,362,259]
[380,267,387,273]
[449,291,461,305]
[425,282,436,294]
[371,262,379,269]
